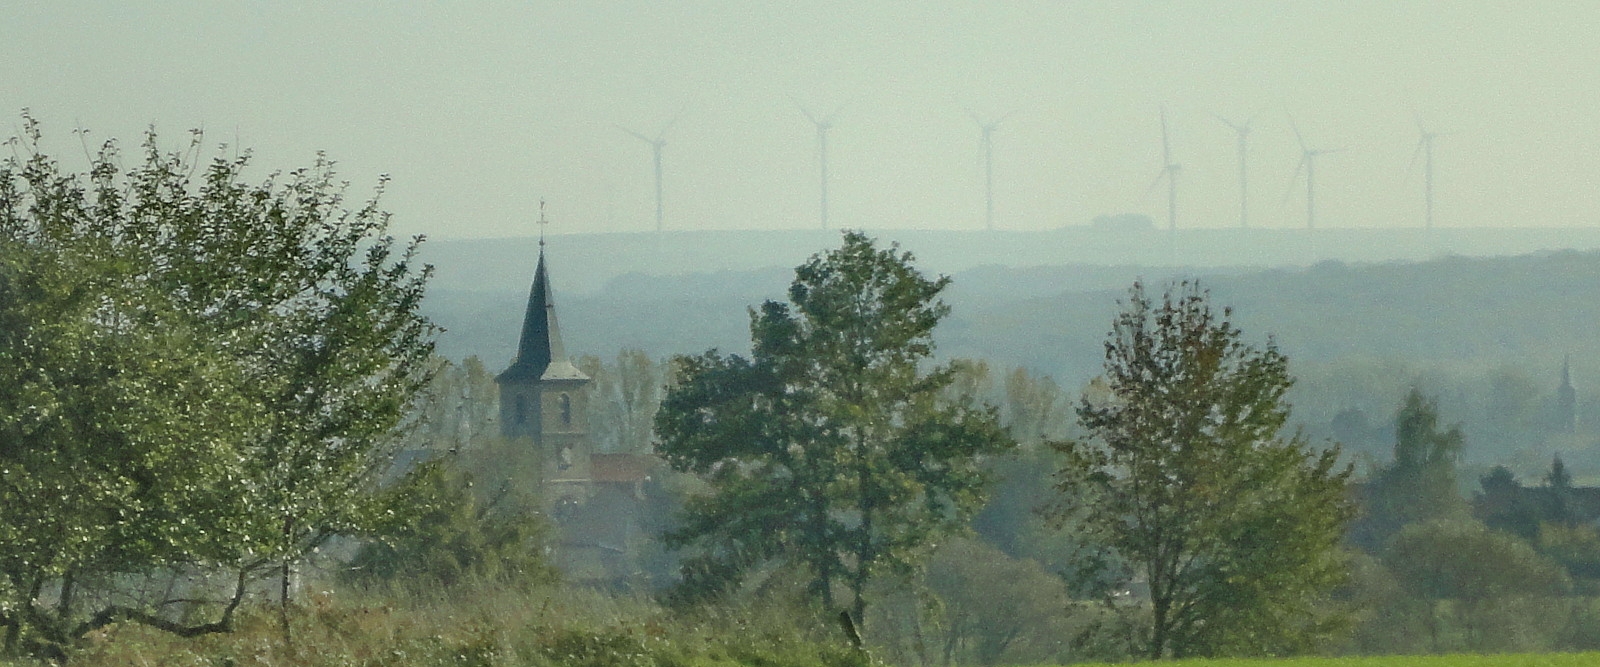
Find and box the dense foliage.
[1056,281,1355,659]
[344,459,554,590]
[655,231,1013,625]
[1351,390,1470,550]
[0,117,435,657]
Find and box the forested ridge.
[428,249,1600,384]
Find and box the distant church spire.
[497,203,588,384]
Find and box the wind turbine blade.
[824,104,845,123]
[1244,107,1265,129]
[1146,169,1169,197]
[657,106,687,139]
[1213,113,1240,132]
[996,107,1021,125]
[1282,157,1307,207]
[1288,114,1307,152]
[617,125,653,144]
[964,106,982,126]
[1406,138,1425,176]
[792,96,820,125]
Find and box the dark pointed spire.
[497,209,588,384]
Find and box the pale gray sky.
[6,1,1600,239]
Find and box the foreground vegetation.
[31,583,872,667]
[1133,655,1600,667]
[14,578,1600,667]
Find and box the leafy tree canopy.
[655,231,1013,627]
[0,116,435,656]
[1054,280,1354,660]
[345,459,553,590]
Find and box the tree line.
[650,232,1355,659]
[8,119,1594,664]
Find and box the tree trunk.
[280,515,295,646]
[851,427,873,637]
[3,613,18,656]
[55,571,75,619]
[811,490,835,610]
[279,558,292,644]
[1149,587,1170,660]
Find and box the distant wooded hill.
[419,226,1600,296]
[422,228,1600,383]
[422,235,1600,469]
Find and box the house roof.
[591,453,655,483]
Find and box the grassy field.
[1120,655,1600,667]
[7,580,1595,667]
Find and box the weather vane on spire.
[537,198,548,248]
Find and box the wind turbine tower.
[797,102,841,230]
[1287,118,1341,229]
[1149,107,1181,231]
[1411,118,1442,229]
[1217,114,1253,228]
[969,108,1017,231]
[619,118,677,232]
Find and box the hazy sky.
[7,2,1600,239]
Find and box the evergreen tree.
[1353,389,1469,551]
[1545,454,1577,528]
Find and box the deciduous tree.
[655,232,1013,627]
[1055,281,1354,659]
[1385,519,1569,652]
[0,117,435,656]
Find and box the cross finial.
[537,199,548,248]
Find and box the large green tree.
[655,231,1012,626]
[1055,281,1354,659]
[0,117,435,656]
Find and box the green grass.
[1102,654,1600,667]
[37,583,871,667]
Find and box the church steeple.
[497,206,588,385]
[497,248,586,383]
[496,207,591,446]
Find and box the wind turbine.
[1216,113,1255,228]
[796,101,842,230]
[1147,107,1181,231]
[968,107,1018,231]
[1285,117,1342,229]
[1409,115,1444,229]
[618,116,678,232]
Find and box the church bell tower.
[495,223,592,491]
